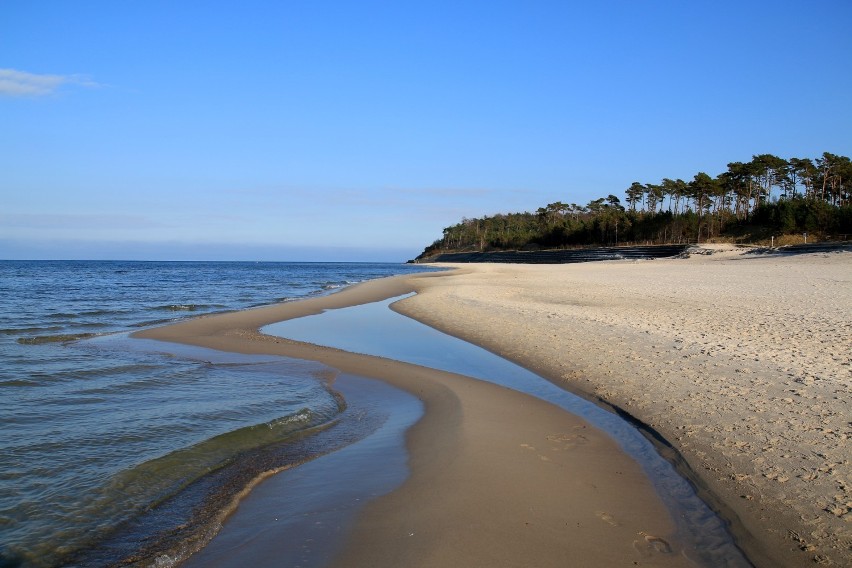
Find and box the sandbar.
[135,272,696,567]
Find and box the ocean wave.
[69,365,169,390]
[46,312,81,319]
[6,405,343,568]
[104,408,325,502]
[146,303,229,314]
[0,326,64,336]
[150,304,206,312]
[63,407,342,566]
[0,378,42,388]
[79,308,123,317]
[245,297,303,308]
[128,317,184,328]
[17,333,98,345]
[319,279,366,291]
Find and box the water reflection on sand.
[263,294,752,568]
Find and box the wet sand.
[135,273,696,567]
[394,246,851,567]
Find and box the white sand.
[396,246,852,567]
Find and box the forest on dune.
[419,152,851,258]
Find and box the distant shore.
[395,245,851,568]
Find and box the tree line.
[420,152,851,256]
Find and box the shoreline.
[393,246,851,568]
[132,246,850,567]
[180,372,425,568]
[133,273,700,567]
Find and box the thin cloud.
[388,187,495,198]
[0,68,99,97]
[0,213,163,230]
[386,186,545,202]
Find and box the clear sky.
[2,1,850,261]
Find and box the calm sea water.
[0,260,436,568]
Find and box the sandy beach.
[135,273,696,567]
[135,245,850,567]
[394,246,852,567]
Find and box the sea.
[0,260,439,568]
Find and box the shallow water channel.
[263,293,754,568]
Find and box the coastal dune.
[396,246,851,567]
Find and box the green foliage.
[420,151,851,257]
[753,199,852,234]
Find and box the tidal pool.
[263,293,754,568]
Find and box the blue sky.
[2,1,850,261]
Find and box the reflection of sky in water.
[263,294,752,568]
[267,293,528,384]
[265,293,642,437]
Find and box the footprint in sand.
[596,511,619,526]
[521,443,552,462]
[546,431,588,450]
[634,531,673,555]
